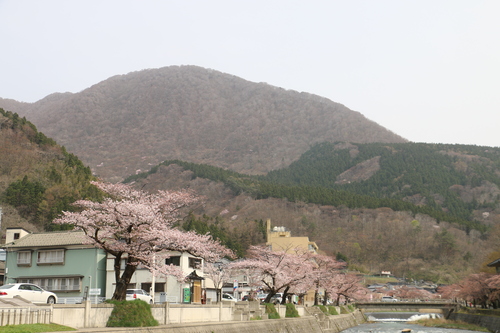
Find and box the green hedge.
[106,300,158,327]
[328,306,339,315]
[285,303,299,317]
[264,303,280,319]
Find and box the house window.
[165,256,181,266]
[17,251,31,266]
[188,257,202,269]
[141,283,165,293]
[16,277,81,292]
[13,233,20,240]
[37,249,64,264]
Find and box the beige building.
[265,219,319,305]
[266,219,319,254]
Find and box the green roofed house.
[3,228,106,303]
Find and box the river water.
[340,312,482,333]
[340,322,483,333]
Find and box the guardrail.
[58,297,106,304]
[0,307,52,326]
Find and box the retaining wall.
[449,312,500,333]
[52,301,308,328]
[56,311,365,333]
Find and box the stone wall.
[449,312,500,333]
[55,311,365,333]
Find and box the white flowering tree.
[230,245,315,304]
[54,181,233,300]
[325,272,369,305]
[308,254,346,305]
[203,260,232,302]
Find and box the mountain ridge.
[0,65,406,182]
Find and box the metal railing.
[0,308,52,326]
[57,297,106,304]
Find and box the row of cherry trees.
[227,245,368,305]
[438,273,500,308]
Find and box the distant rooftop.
[5,230,87,248]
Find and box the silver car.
[0,283,58,304]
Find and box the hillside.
[0,66,406,182]
[262,142,500,226]
[0,108,100,233]
[127,162,500,284]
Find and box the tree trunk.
[281,286,290,305]
[264,291,276,304]
[112,256,138,300]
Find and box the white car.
[126,289,153,303]
[0,283,57,304]
[222,293,237,302]
[381,296,398,302]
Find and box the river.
[340,312,483,333]
[341,322,483,333]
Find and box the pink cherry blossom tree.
[229,245,315,304]
[54,181,233,300]
[203,260,232,302]
[325,273,369,305]
[486,274,500,307]
[308,254,346,305]
[456,273,491,307]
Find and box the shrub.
[328,306,339,315]
[285,303,299,317]
[340,305,349,314]
[264,303,280,319]
[347,304,355,312]
[106,300,158,327]
[316,304,329,315]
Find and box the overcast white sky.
[1,1,499,147]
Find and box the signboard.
[183,288,191,303]
[233,280,238,290]
[89,288,101,295]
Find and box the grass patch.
[0,323,76,332]
[315,304,329,315]
[327,306,339,315]
[285,303,299,317]
[106,300,158,327]
[410,318,489,332]
[250,315,262,320]
[264,303,280,319]
[363,276,399,285]
[340,305,349,314]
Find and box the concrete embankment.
[448,312,500,333]
[60,311,365,333]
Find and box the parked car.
[381,296,398,302]
[257,293,268,303]
[0,283,57,304]
[270,293,283,304]
[222,293,237,302]
[126,289,153,303]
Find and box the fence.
[0,307,52,326]
[58,297,106,304]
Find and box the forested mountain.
[126,141,500,233]
[0,108,101,233]
[126,159,500,284]
[0,65,406,182]
[262,142,500,227]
